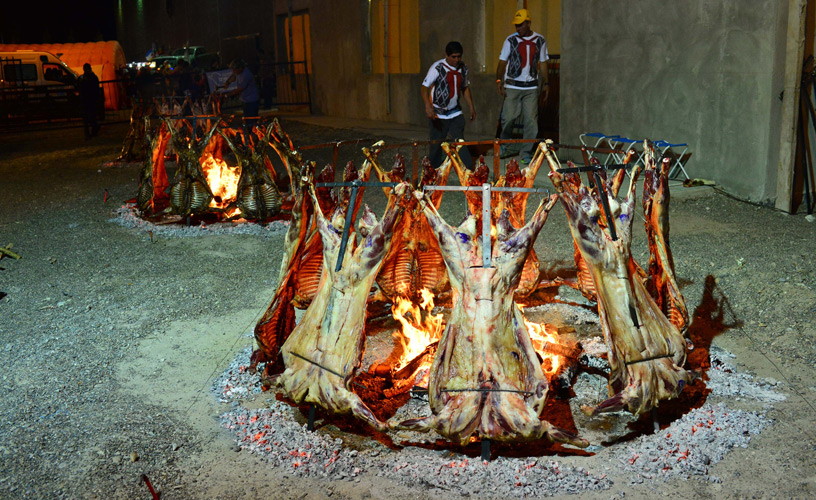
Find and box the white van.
[0,50,79,87]
[0,51,87,123]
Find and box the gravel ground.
[1,119,815,499]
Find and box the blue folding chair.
[654,141,690,180]
[579,132,620,165]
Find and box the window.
[3,63,37,82]
[370,0,419,74]
[42,63,75,84]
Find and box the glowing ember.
[391,289,443,371]
[518,305,562,375]
[200,153,240,210]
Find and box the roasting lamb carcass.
[137,117,171,215]
[291,164,337,309]
[641,147,690,337]
[391,191,588,448]
[251,164,315,374]
[277,181,410,431]
[493,148,547,298]
[364,146,453,303]
[218,123,283,220]
[447,147,491,230]
[544,148,695,416]
[165,120,219,217]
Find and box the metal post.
[481,439,491,461]
[307,404,316,431]
[493,139,500,180]
[481,183,492,268]
[336,184,358,272]
[592,172,618,241]
[412,142,419,185]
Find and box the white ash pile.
[706,346,786,403]
[109,204,289,238]
[213,330,784,494]
[220,402,613,496]
[608,403,770,484]
[213,347,264,403]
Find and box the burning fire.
[391,289,444,371]
[518,305,562,376]
[200,153,240,213]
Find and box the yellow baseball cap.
[512,9,531,24]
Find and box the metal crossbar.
[315,180,398,272]
[555,163,627,241]
[422,183,550,268]
[441,388,533,395]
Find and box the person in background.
[496,8,549,164]
[223,59,260,129]
[77,63,101,139]
[421,41,475,169]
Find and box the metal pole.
[336,184,358,272]
[592,172,618,241]
[481,183,492,268]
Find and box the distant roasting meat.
[277,181,409,431]
[137,117,171,215]
[218,123,283,219]
[545,147,694,416]
[365,146,453,303]
[165,120,219,217]
[391,191,588,448]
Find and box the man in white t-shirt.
[422,41,476,168]
[496,9,549,163]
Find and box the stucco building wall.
[561,1,793,202]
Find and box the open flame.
[391,288,444,372]
[200,153,240,212]
[518,305,563,376]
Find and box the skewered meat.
[641,147,690,337]
[251,165,314,374]
[291,164,336,309]
[447,147,491,229]
[136,117,171,215]
[493,148,547,298]
[560,147,633,302]
[117,104,147,162]
[219,122,283,220]
[165,120,219,216]
[391,192,587,448]
[278,181,410,431]
[291,160,372,308]
[365,146,453,303]
[545,148,694,416]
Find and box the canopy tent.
[0,41,127,110]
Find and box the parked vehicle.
[1,50,78,87]
[0,51,101,126]
[148,46,220,71]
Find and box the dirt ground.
[1,118,815,500]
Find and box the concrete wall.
[561,1,793,203]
